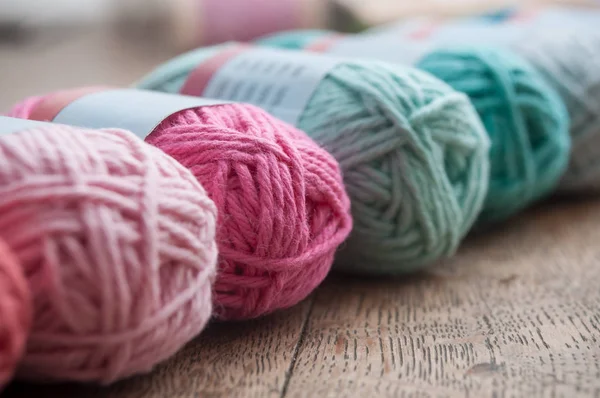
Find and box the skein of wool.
[256,29,571,223]
[8,89,352,319]
[136,44,491,274]
[366,5,599,192]
[0,116,218,384]
[0,238,31,390]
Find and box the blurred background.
[0,0,598,110]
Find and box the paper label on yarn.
[313,5,600,65]
[181,45,341,126]
[316,18,440,65]
[351,6,600,59]
[0,116,60,135]
[31,89,230,140]
[317,16,520,64]
[468,6,600,28]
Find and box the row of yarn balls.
[1,5,599,390]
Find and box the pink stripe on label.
[180,45,249,96]
[508,8,540,24]
[306,34,345,53]
[29,86,110,122]
[199,0,301,45]
[408,20,442,41]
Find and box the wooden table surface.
[2,21,600,398]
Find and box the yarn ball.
[0,239,31,390]
[0,121,218,384]
[136,43,491,274]
[9,98,352,320]
[512,29,600,192]
[257,30,571,223]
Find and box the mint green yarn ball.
[418,48,570,222]
[257,30,571,223]
[137,43,490,274]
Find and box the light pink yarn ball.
[0,124,218,384]
[0,239,31,391]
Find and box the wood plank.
[4,299,312,398]
[282,198,600,398]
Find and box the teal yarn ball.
[257,30,571,223]
[137,43,491,274]
[511,30,600,192]
[418,48,570,222]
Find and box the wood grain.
[282,198,600,398]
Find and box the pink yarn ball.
[10,96,353,320]
[0,239,31,390]
[0,122,218,383]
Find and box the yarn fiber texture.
[137,43,491,274]
[257,30,571,223]
[0,121,218,384]
[0,239,31,390]
[10,97,352,320]
[511,30,600,192]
